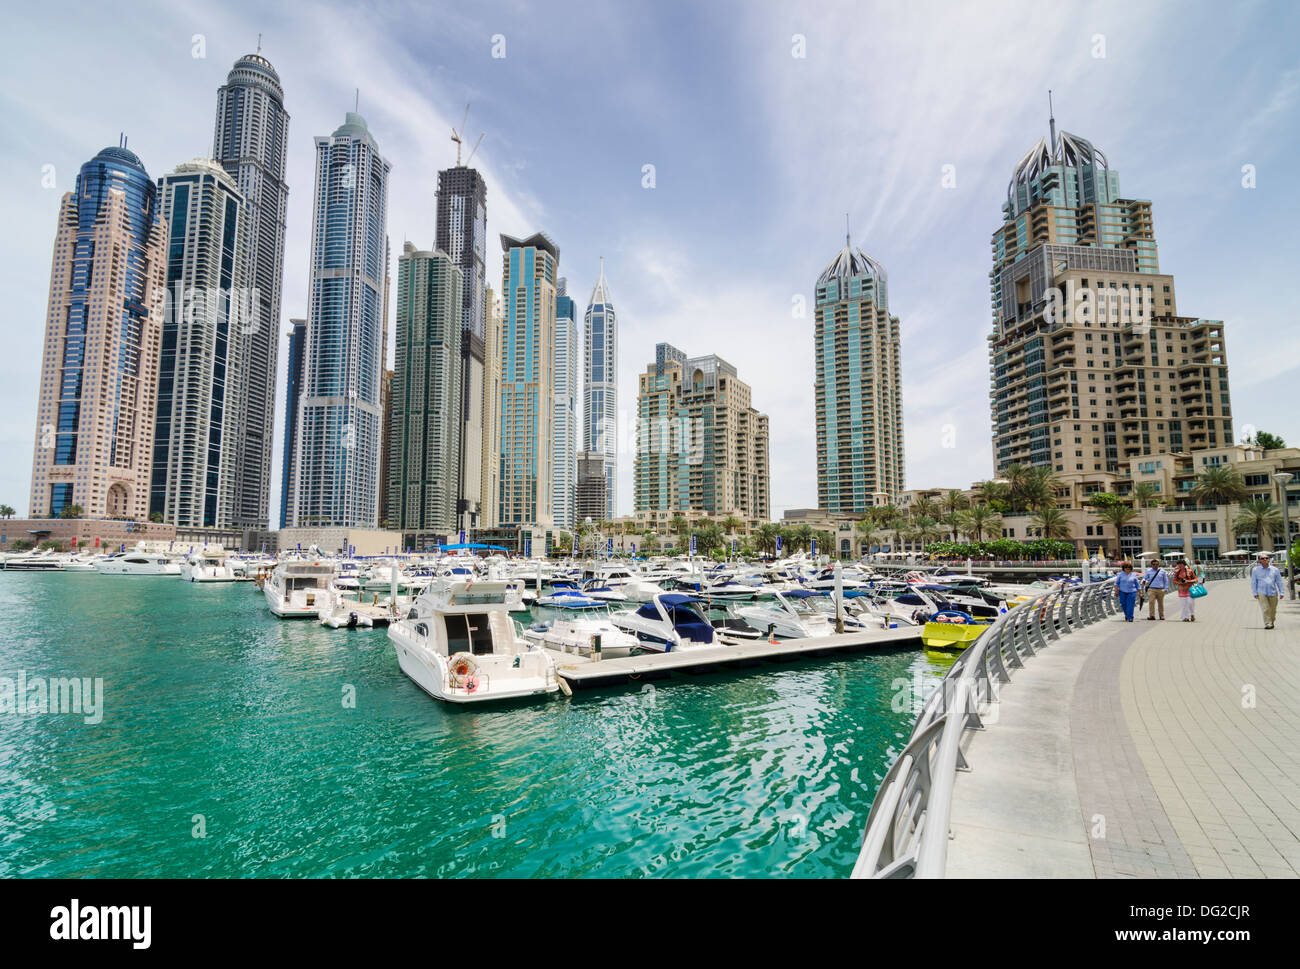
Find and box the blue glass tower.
[582,260,617,520]
[279,318,306,528]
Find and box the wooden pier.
[546,626,922,689]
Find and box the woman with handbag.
[1173,557,1199,621]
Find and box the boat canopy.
[784,589,827,599]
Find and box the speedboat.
[522,604,640,656]
[579,580,628,603]
[317,587,375,630]
[610,593,722,652]
[921,610,992,650]
[388,580,560,704]
[264,561,336,618]
[94,551,182,576]
[738,589,834,639]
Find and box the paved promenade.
[945,579,1300,878]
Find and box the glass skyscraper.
[496,232,559,528]
[582,260,617,520]
[213,51,290,528]
[29,143,167,520]
[552,279,578,530]
[279,317,306,528]
[292,111,391,528]
[151,159,251,528]
[814,231,905,509]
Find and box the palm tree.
[640,530,658,553]
[854,516,878,554]
[912,497,941,521]
[941,489,969,518]
[720,515,743,543]
[912,516,943,547]
[669,514,689,542]
[977,480,1009,507]
[0,505,14,519]
[884,516,908,552]
[1030,506,1073,541]
[793,523,814,553]
[873,503,899,527]
[1133,483,1161,508]
[58,504,83,520]
[754,522,780,557]
[963,504,1001,542]
[1190,466,1248,507]
[1233,498,1284,550]
[940,511,965,541]
[1092,503,1140,553]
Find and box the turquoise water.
[0,573,946,878]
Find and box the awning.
[1192,537,1219,547]
[1158,537,1184,548]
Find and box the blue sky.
[2,0,1297,520]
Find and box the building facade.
[553,278,579,530]
[496,233,559,528]
[583,260,617,520]
[435,166,488,531]
[633,343,770,520]
[279,318,306,528]
[292,111,391,528]
[29,144,167,521]
[479,285,502,529]
[814,231,905,509]
[212,51,290,528]
[151,159,252,528]
[575,450,608,525]
[388,243,463,534]
[990,119,1231,477]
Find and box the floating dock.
[546,626,923,689]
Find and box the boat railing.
[851,575,1118,879]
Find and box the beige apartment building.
[633,343,770,522]
[29,145,167,522]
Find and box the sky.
[2,0,1298,521]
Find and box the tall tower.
[292,110,391,528]
[388,243,463,534]
[279,317,306,528]
[213,50,289,528]
[29,144,167,520]
[479,285,503,529]
[435,165,487,531]
[583,260,617,519]
[497,232,559,528]
[989,112,1230,475]
[553,279,578,530]
[152,159,252,527]
[814,229,904,509]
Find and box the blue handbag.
[1189,583,1207,598]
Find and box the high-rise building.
[279,317,306,528]
[496,232,559,528]
[990,116,1231,475]
[151,159,252,527]
[479,285,502,529]
[582,260,617,520]
[213,50,290,528]
[814,230,904,509]
[29,143,167,520]
[388,243,463,534]
[633,343,769,520]
[435,165,487,531]
[552,278,578,530]
[575,451,608,525]
[292,111,391,528]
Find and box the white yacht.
[388,579,560,704]
[522,603,640,657]
[264,561,336,618]
[610,593,722,652]
[180,551,241,583]
[94,551,182,576]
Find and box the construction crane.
[450,102,485,167]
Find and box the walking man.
[1142,559,1170,620]
[1251,551,1285,630]
[1114,561,1141,622]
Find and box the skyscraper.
[151,159,252,527]
[435,165,487,531]
[29,143,166,520]
[388,243,463,534]
[990,116,1231,475]
[213,50,289,528]
[814,230,905,509]
[279,317,306,528]
[497,232,559,528]
[292,110,391,528]
[634,343,769,520]
[553,278,578,530]
[582,260,617,520]
[479,285,502,529]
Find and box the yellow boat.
[921,610,992,651]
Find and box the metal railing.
[851,577,1119,879]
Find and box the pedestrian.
[1173,557,1197,622]
[1251,551,1285,630]
[1114,561,1141,621]
[1142,558,1170,620]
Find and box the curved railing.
[851,577,1119,879]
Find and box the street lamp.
[1273,472,1295,599]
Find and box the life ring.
[448,652,478,690]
